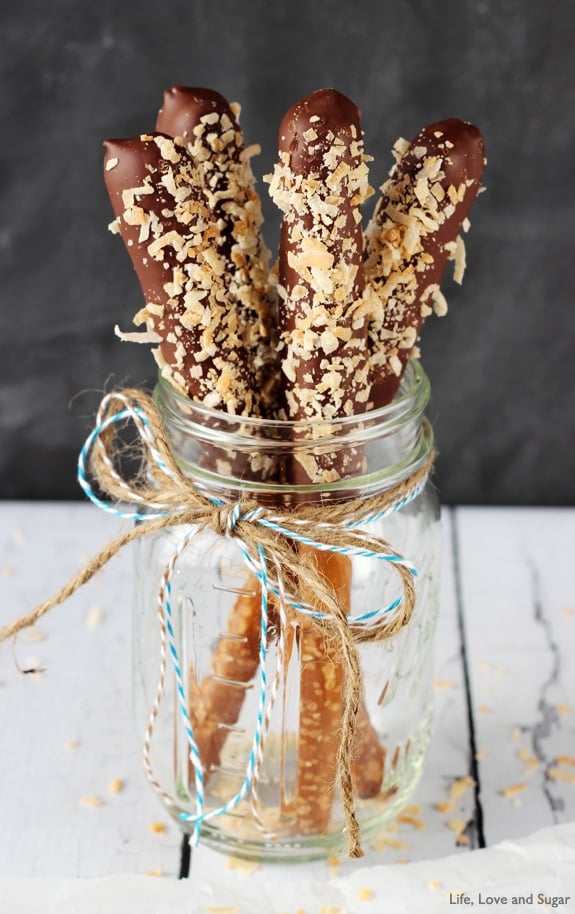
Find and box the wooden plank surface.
[1,503,573,885]
[455,507,575,845]
[0,504,181,878]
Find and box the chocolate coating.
[278,88,362,175]
[277,89,366,342]
[365,118,486,407]
[103,133,256,415]
[157,85,278,411]
[269,89,371,462]
[104,135,187,309]
[157,86,234,142]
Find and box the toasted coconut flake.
[225,857,260,874]
[548,766,575,784]
[518,747,540,769]
[86,605,104,628]
[500,783,528,799]
[370,833,409,851]
[450,234,466,284]
[80,795,103,808]
[114,325,162,344]
[206,907,240,914]
[396,813,425,830]
[433,678,455,690]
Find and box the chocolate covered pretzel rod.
[365,118,485,407]
[157,86,278,408]
[104,133,257,415]
[267,88,372,441]
[155,90,288,790]
[142,91,280,786]
[105,133,276,787]
[268,89,383,834]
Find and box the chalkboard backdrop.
[1,0,574,504]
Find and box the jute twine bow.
[0,388,435,858]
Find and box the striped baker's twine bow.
[2,388,434,857]
[248,555,290,836]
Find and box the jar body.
[133,361,441,861]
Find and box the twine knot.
[1,387,435,859]
[212,503,239,537]
[209,502,265,538]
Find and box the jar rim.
[153,360,433,500]
[154,359,430,435]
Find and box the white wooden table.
[1,503,574,898]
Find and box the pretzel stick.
[186,576,275,779]
[268,89,382,832]
[297,549,385,834]
[156,86,278,409]
[364,118,486,407]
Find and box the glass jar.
[133,359,440,862]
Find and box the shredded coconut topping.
[266,115,371,431]
[364,128,479,397]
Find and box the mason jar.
[132,359,440,861]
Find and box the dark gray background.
[1,0,573,504]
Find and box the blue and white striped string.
[140,523,276,844]
[249,554,289,835]
[173,543,271,840]
[158,528,206,845]
[142,586,171,808]
[78,403,183,520]
[73,390,432,848]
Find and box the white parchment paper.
[1,822,574,914]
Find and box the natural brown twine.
[0,388,435,858]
